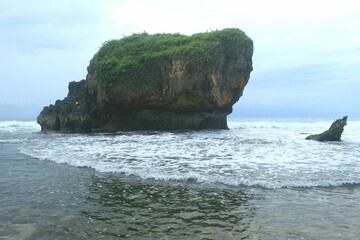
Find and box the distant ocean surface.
[1,118,360,239]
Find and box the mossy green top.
[89,28,252,87]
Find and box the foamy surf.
[11,119,360,189]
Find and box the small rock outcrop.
[37,28,253,132]
[306,116,348,141]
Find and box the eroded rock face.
[38,30,253,132]
[306,116,348,141]
[37,80,91,132]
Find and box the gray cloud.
[0,1,106,53]
[1,0,359,119]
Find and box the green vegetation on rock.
[89,28,252,87]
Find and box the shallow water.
[1,119,360,239]
[11,119,360,188]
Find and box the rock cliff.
[38,28,253,132]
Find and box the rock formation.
[37,80,91,132]
[306,116,348,141]
[37,28,253,132]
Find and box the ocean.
[1,118,360,239]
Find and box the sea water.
[1,119,360,239]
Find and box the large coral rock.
[306,116,348,141]
[38,29,253,132]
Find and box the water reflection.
[3,145,360,239]
[83,173,256,239]
[0,147,257,240]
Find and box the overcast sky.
[1,0,359,119]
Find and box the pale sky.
[1,0,359,119]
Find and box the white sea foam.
[0,121,40,143]
[2,119,359,188]
[0,120,40,133]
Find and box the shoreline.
[1,144,360,239]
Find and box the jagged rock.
[37,29,253,132]
[37,80,91,132]
[306,116,348,141]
